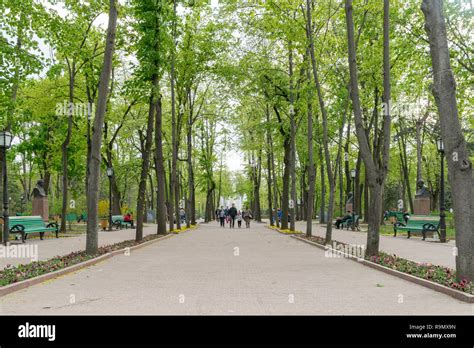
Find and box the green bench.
[341,215,360,231]
[66,213,77,230]
[393,215,440,240]
[9,216,59,242]
[386,211,406,224]
[111,215,133,229]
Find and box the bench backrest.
[112,215,124,222]
[66,213,77,222]
[406,215,439,227]
[9,216,47,228]
[409,214,439,220]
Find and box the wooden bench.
[9,216,59,243]
[111,215,133,229]
[393,215,440,240]
[341,215,360,231]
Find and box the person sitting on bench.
[402,210,410,224]
[335,211,352,229]
[124,212,134,227]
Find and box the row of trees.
[226,0,472,280]
[1,0,472,280]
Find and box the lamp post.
[106,166,114,231]
[436,138,446,243]
[1,131,13,245]
[350,168,356,230]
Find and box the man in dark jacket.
[228,203,238,228]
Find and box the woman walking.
[237,210,242,228]
[242,207,253,228]
[218,206,226,227]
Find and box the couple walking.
[217,204,253,228]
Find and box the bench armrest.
[9,224,25,233]
[422,223,439,232]
[47,222,59,230]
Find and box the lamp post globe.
[106,166,114,178]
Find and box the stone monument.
[414,179,430,215]
[32,179,49,222]
[345,192,354,214]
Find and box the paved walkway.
[0,224,159,269]
[295,221,457,268]
[0,221,472,315]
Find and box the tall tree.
[421,0,474,281]
[86,0,118,254]
[345,0,392,256]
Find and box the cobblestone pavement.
[0,221,472,315]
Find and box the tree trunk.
[169,0,179,231]
[61,61,75,233]
[288,44,296,232]
[306,3,335,242]
[281,136,291,230]
[85,0,117,254]
[304,56,315,237]
[155,96,167,234]
[319,145,325,224]
[186,113,194,227]
[422,0,474,281]
[345,0,391,256]
[266,106,274,226]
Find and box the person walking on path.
[218,206,226,227]
[277,208,282,224]
[242,207,253,228]
[228,203,238,228]
[237,210,242,228]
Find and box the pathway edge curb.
[290,235,474,303]
[0,233,174,298]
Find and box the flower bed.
[267,225,303,234]
[298,235,473,295]
[368,252,473,294]
[170,224,199,234]
[0,233,165,287]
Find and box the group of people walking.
[216,204,253,228]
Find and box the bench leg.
[56,230,59,238]
[422,231,426,241]
[21,232,26,243]
[40,232,44,240]
[407,231,411,239]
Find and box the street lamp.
[0,131,13,245]
[436,138,446,243]
[106,166,114,231]
[350,168,357,230]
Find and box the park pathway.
[0,221,472,315]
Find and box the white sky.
[225,150,244,172]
